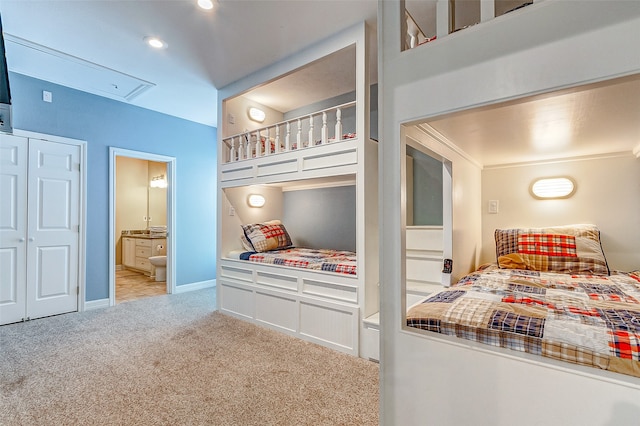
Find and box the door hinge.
[77,287,80,295]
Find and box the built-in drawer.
[136,246,151,257]
[136,239,152,247]
[135,257,151,271]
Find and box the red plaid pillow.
[241,221,293,253]
[495,224,609,275]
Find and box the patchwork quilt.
[239,247,357,275]
[406,265,640,378]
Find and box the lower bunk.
[218,255,361,356]
[407,264,640,378]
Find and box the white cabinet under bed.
[218,258,360,355]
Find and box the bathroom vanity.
[121,233,166,276]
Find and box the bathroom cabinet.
[122,236,166,275]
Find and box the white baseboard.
[174,279,216,294]
[84,298,110,311]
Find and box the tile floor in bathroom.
[116,269,166,303]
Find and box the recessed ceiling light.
[144,36,167,50]
[197,0,214,10]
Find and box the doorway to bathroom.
[108,148,177,306]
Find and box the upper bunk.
[217,22,376,189]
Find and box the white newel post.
[335,108,342,142]
[321,112,328,144]
[285,122,291,151]
[308,115,314,147]
[296,118,302,149]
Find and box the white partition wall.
[379,1,640,424]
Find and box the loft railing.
[222,101,356,164]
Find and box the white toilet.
[149,256,167,281]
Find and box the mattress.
[406,265,640,378]
[236,247,357,275]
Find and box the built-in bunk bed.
[379,1,640,424]
[216,22,378,359]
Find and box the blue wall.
[10,73,217,301]
[282,185,356,252]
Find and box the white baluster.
[255,130,262,157]
[238,135,245,160]
[285,122,291,151]
[296,118,302,148]
[245,132,250,159]
[308,114,314,147]
[321,112,328,144]
[265,127,270,155]
[229,138,236,163]
[275,125,281,153]
[334,108,342,142]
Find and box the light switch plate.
[488,200,499,214]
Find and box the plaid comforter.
[239,247,357,275]
[407,265,640,378]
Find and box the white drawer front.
[135,257,150,271]
[136,246,151,257]
[136,239,152,247]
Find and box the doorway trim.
[108,147,177,306]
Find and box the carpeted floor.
[0,288,379,425]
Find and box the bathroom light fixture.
[248,107,266,123]
[530,177,576,199]
[144,36,168,50]
[150,174,168,189]
[247,193,266,208]
[197,0,214,10]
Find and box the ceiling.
[1,1,638,166]
[422,74,640,167]
[0,0,378,127]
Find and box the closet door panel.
[26,138,80,320]
[0,134,27,325]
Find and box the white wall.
[380,1,640,425]
[222,96,284,138]
[481,154,640,272]
[220,185,284,255]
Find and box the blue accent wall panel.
[282,185,356,252]
[10,73,217,301]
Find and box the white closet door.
[26,138,80,320]
[0,134,28,325]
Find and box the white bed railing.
[223,101,356,164]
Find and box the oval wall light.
[248,107,266,123]
[247,193,266,208]
[530,177,576,199]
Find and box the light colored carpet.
[0,288,379,425]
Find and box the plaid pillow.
[241,221,293,253]
[495,224,609,275]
